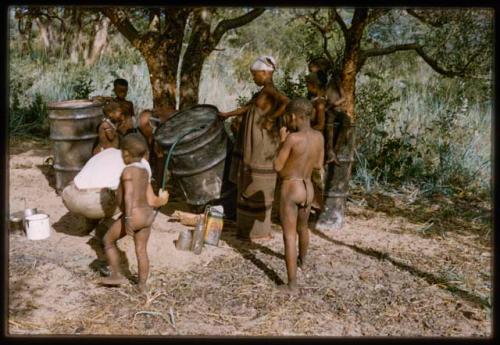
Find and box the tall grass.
[353,58,491,196]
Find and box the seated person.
[93,101,125,155]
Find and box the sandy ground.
[7,139,492,336]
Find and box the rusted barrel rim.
[47,99,104,110]
[156,104,220,146]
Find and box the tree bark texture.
[317,9,368,231]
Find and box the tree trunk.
[141,37,181,109]
[35,18,50,52]
[316,9,368,231]
[179,9,212,109]
[85,17,110,66]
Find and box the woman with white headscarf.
[219,55,289,240]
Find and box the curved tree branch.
[330,8,348,37]
[101,8,141,48]
[211,8,265,47]
[359,43,468,77]
[367,8,390,24]
[406,9,446,27]
[307,17,335,66]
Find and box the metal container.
[9,215,24,234]
[23,208,38,218]
[190,216,205,255]
[154,105,228,206]
[48,99,104,192]
[175,229,193,251]
[203,205,224,246]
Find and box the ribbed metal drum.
[48,99,104,192]
[154,104,229,206]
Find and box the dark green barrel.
[154,105,229,206]
[48,99,104,193]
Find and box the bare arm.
[121,168,135,219]
[219,104,250,118]
[273,133,294,173]
[316,135,325,169]
[264,86,290,121]
[128,101,135,118]
[98,122,116,147]
[332,84,346,106]
[312,102,326,131]
[312,134,325,189]
[146,183,169,208]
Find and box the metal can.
[190,216,205,255]
[203,205,224,246]
[175,229,193,251]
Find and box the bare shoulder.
[286,132,301,143]
[311,129,324,143]
[123,165,148,178]
[121,167,134,180]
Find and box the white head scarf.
[250,55,277,72]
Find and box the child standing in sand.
[98,134,169,292]
[273,98,325,293]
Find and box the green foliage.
[9,92,49,138]
[275,70,308,99]
[353,55,491,196]
[72,74,95,99]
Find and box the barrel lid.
[155,104,220,147]
[47,99,104,110]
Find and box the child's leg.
[100,218,128,284]
[133,226,152,292]
[297,206,311,268]
[280,196,299,291]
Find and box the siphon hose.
[154,126,204,216]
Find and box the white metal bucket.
[25,214,51,240]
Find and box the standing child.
[305,72,330,211]
[93,78,136,135]
[98,134,169,292]
[112,78,136,135]
[273,98,324,294]
[93,102,125,155]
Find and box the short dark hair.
[114,78,128,87]
[121,133,148,158]
[103,101,124,116]
[285,98,313,118]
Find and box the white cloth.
[250,55,276,72]
[125,161,152,181]
[74,148,151,190]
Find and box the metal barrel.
[48,99,104,192]
[154,104,229,206]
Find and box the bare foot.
[97,275,128,286]
[137,282,148,294]
[276,283,299,295]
